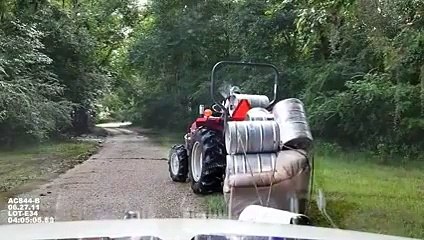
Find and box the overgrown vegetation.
[0,0,140,145]
[109,0,424,159]
[2,0,422,155]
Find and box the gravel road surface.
[0,125,205,222]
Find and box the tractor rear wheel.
[189,128,226,194]
[168,144,189,182]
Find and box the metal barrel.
[272,98,313,150]
[226,153,277,175]
[233,94,270,108]
[225,121,280,154]
[246,108,274,121]
[228,94,270,116]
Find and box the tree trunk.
[72,106,91,134]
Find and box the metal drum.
[272,98,313,150]
[246,108,274,121]
[226,153,277,175]
[225,121,280,154]
[227,94,270,116]
[233,94,270,108]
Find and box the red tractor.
[168,61,280,194]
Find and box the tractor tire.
[168,144,189,182]
[189,128,226,194]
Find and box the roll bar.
[210,61,279,113]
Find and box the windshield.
[0,0,423,239]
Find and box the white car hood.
[0,218,417,240]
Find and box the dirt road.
[0,125,204,222]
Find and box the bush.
[0,21,72,145]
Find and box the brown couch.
[223,149,311,219]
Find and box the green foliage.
[1,0,422,155]
[120,0,423,158]
[0,20,72,144]
[0,0,141,144]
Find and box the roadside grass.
[0,141,99,205]
[311,149,424,239]
[205,194,228,216]
[146,129,424,238]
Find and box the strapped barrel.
[225,121,280,154]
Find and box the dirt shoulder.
[0,125,204,223]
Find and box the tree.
[0,20,71,145]
[120,0,423,155]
